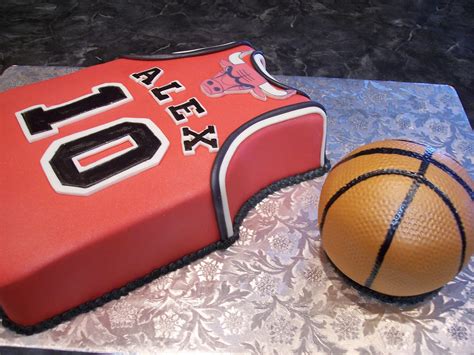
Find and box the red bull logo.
[201,51,296,101]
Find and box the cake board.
[0,66,472,354]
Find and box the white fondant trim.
[16,83,133,143]
[253,53,278,81]
[72,135,138,173]
[41,117,170,196]
[255,53,266,69]
[219,106,327,236]
[129,67,163,89]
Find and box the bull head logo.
[201,51,296,101]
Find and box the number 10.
[16,83,169,196]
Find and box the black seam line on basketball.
[393,139,464,166]
[365,180,421,288]
[331,147,473,199]
[365,147,434,288]
[418,146,435,175]
[324,251,441,303]
[319,169,466,274]
[0,164,329,336]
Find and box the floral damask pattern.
[0,67,472,353]
[267,315,299,345]
[331,313,361,341]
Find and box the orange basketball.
[318,139,474,297]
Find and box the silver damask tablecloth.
[0,66,472,354]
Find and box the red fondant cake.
[0,42,328,334]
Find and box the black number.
[18,84,131,141]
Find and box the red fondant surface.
[0,44,325,326]
[226,114,325,220]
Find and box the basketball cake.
[319,139,473,298]
[0,41,329,334]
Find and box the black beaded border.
[0,162,330,335]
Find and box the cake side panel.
[211,104,327,238]
[226,113,325,223]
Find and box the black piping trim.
[250,51,310,99]
[0,164,329,335]
[121,41,254,60]
[365,147,434,287]
[332,147,473,199]
[319,169,467,274]
[212,101,328,240]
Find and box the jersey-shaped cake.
[0,41,328,334]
